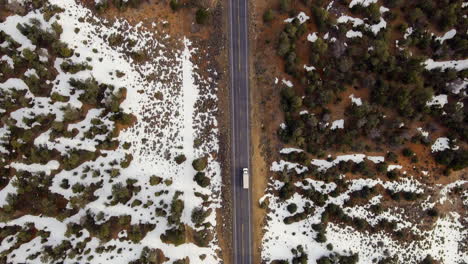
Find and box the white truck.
[243,168,249,189]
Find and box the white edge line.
[244,0,253,261]
[228,0,238,263]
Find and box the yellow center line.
[238,4,242,73]
[241,223,245,256]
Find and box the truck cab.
[243,168,249,189]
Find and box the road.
[228,0,251,263]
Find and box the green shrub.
[115,112,134,125]
[111,183,132,204]
[279,182,294,200]
[387,170,399,180]
[149,175,162,185]
[161,226,185,246]
[52,41,73,58]
[43,4,65,21]
[263,9,274,22]
[62,105,81,122]
[174,154,186,164]
[71,183,85,193]
[50,92,69,102]
[122,142,131,149]
[386,152,398,163]
[60,61,91,73]
[193,229,213,247]
[420,255,435,264]
[170,0,181,11]
[108,33,124,46]
[279,0,290,12]
[168,195,184,225]
[62,150,95,170]
[192,156,208,171]
[191,207,211,225]
[195,8,210,25]
[120,154,133,168]
[95,0,109,12]
[426,208,438,217]
[127,225,143,242]
[287,203,297,213]
[315,232,326,243]
[434,149,468,170]
[51,21,63,35]
[69,78,101,105]
[194,172,210,187]
[402,148,414,157]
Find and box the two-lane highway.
[228,0,251,263]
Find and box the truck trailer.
[243,168,249,189]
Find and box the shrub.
[386,151,398,162]
[402,148,414,157]
[374,162,387,172]
[122,142,131,149]
[51,21,63,35]
[387,170,399,180]
[426,208,438,217]
[193,229,213,247]
[127,225,143,243]
[292,253,308,264]
[95,0,109,12]
[434,149,468,170]
[161,226,185,246]
[174,154,186,164]
[287,203,297,213]
[149,175,162,186]
[420,255,435,264]
[192,156,208,171]
[52,41,73,58]
[279,182,295,200]
[315,232,326,243]
[279,0,290,12]
[108,33,124,46]
[115,112,134,126]
[62,150,96,170]
[317,257,332,264]
[111,183,132,204]
[170,0,181,11]
[120,154,133,168]
[43,4,65,21]
[168,198,184,225]
[60,60,91,73]
[263,9,274,22]
[195,8,210,25]
[191,207,211,225]
[403,191,419,201]
[71,183,85,193]
[69,78,101,105]
[194,172,210,187]
[50,92,69,102]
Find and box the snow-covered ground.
[0,1,222,263]
[261,153,467,263]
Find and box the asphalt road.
[228,0,252,263]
